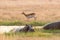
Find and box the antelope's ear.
[30,25,32,27]
[25,24,28,26]
[28,24,32,27]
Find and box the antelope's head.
[21,12,25,14]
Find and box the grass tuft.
[0,21,48,26]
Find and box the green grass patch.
[27,21,48,26]
[42,29,60,33]
[0,21,48,26]
[0,21,25,26]
[4,29,53,37]
[4,29,60,37]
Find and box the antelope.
[21,12,36,21]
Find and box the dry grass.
[0,0,60,40]
[1,29,60,40]
[0,34,60,40]
[0,1,60,22]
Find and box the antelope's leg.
[34,16,37,21]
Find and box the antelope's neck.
[23,13,27,16]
